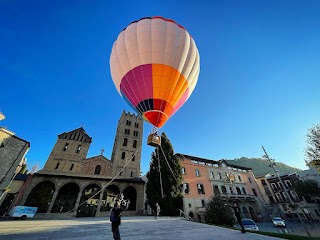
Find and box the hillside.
[226,157,302,176]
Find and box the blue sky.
[1,0,320,175]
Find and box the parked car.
[241,218,259,231]
[8,206,38,220]
[272,217,286,227]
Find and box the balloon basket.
[147,128,161,147]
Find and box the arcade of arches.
[20,173,144,218]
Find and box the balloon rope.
[157,146,164,198]
[12,146,142,233]
[160,145,177,181]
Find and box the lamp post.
[262,146,311,237]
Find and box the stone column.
[47,190,59,213]
[95,188,104,217]
[73,189,83,215]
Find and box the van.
[8,206,38,220]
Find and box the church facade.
[14,111,145,218]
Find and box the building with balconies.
[176,153,267,222]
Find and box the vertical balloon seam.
[166,30,190,117]
[163,24,184,121]
[155,18,168,128]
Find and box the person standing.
[227,202,246,233]
[154,203,161,220]
[110,199,130,240]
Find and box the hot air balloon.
[110,16,200,145]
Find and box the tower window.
[63,143,69,151]
[124,129,130,135]
[134,122,139,128]
[123,138,128,146]
[76,145,81,153]
[132,154,135,161]
[94,165,101,175]
[121,152,126,159]
[126,120,131,126]
[70,164,74,171]
[134,131,138,137]
[133,140,137,148]
[55,162,60,169]
[131,171,133,177]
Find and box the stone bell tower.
[111,111,143,178]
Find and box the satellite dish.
[0,112,5,121]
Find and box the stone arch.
[51,182,80,213]
[100,184,120,212]
[76,183,101,217]
[25,180,55,213]
[123,186,137,210]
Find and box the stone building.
[176,153,266,222]
[0,113,30,208]
[14,111,145,218]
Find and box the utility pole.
[262,146,311,237]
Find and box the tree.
[293,179,320,202]
[145,132,183,216]
[204,194,235,227]
[305,124,320,171]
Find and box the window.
[188,203,191,208]
[229,186,234,194]
[248,177,252,183]
[134,131,139,137]
[182,167,186,175]
[315,209,320,217]
[123,138,128,146]
[130,171,133,177]
[197,183,205,194]
[210,172,214,179]
[221,186,227,194]
[126,120,131,126]
[63,143,69,151]
[218,173,222,179]
[134,122,139,128]
[94,165,101,175]
[238,175,242,182]
[183,183,189,194]
[201,199,205,207]
[271,183,278,191]
[281,192,287,201]
[277,182,283,190]
[76,145,81,153]
[121,152,126,159]
[252,188,257,196]
[261,179,267,186]
[132,154,135,161]
[133,140,137,148]
[285,180,292,189]
[236,187,241,195]
[55,162,60,169]
[195,169,200,177]
[70,164,74,171]
[213,185,220,194]
[124,129,130,135]
[242,187,247,195]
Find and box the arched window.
[133,140,137,148]
[55,162,60,169]
[121,152,125,159]
[123,138,128,146]
[94,165,101,175]
[221,186,227,194]
[132,154,135,161]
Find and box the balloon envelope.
[110,16,200,128]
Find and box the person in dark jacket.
[226,202,246,233]
[110,199,130,240]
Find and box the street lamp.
[262,146,311,237]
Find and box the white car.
[272,217,286,227]
[241,218,259,231]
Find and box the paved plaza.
[0,216,284,240]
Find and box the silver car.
[241,218,259,231]
[272,217,286,227]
